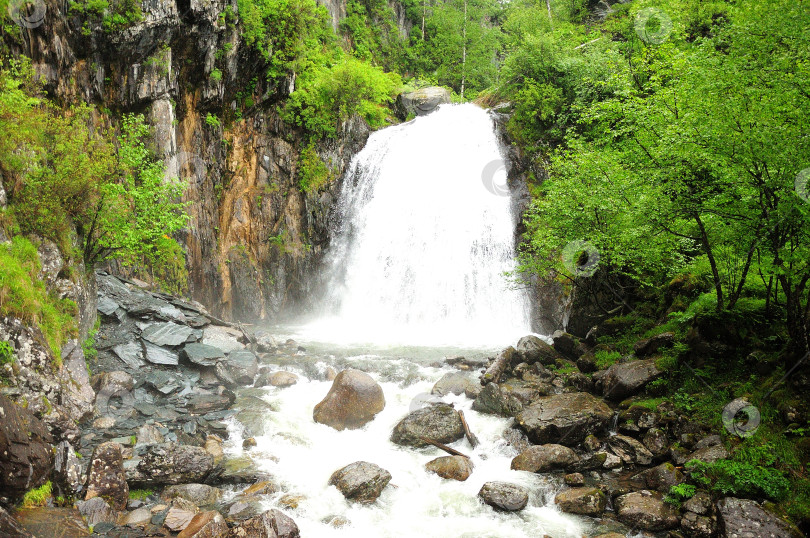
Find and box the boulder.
[689,444,729,464]
[515,392,613,446]
[328,461,392,504]
[201,326,244,353]
[516,335,564,365]
[163,484,223,506]
[177,511,229,538]
[634,332,675,357]
[431,372,477,397]
[182,343,225,367]
[77,496,118,527]
[132,443,214,485]
[121,507,152,526]
[141,322,195,347]
[165,497,200,532]
[551,331,583,360]
[643,427,670,458]
[136,423,164,445]
[143,341,180,365]
[268,371,298,387]
[554,487,606,516]
[223,351,259,385]
[564,473,585,486]
[478,482,529,512]
[510,444,579,473]
[628,462,684,492]
[230,509,300,538]
[602,359,661,401]
[85,442,129,510]
[615,491,680,531]
[608,434,654,466]
[390,404,465,447]
[681,511,714,538]
[0,394,53,503]
[313,369,385,430]
[59,341,95,422]
[716,497,801,538]
[684,491,712,515]
[396,87,451,118]
[425,456,473,481]
[53,440,83,498]
[472,383,523,417]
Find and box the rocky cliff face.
[6,0,395,322]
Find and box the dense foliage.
[0,59,190,291]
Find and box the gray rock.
[165,497,199,532]
[472,382,523,417]
[201,326,244,353]
[121,507,152,527]
[143,341,180,366]
[85,442,129,510]
[182,343,226,367]
[516,335,564,365]
[223,350,259,385]
[478,481,529,512]
[689,444,729,464]
[53,440,83,498]
[681,511,714,538]
[684,491,712,515]
[608,434,654,466]
[230,509,300,538]
[628,462,684,492]
[163,484,223,506]
[716,497,801,538]
[328,461,392,504]
[136,424,164,444]
[643,427,670,457]
[112,341,144,367]
[59,341,95,422]
[186,392,235,414]
[615,491,680,531]
[313,369,385,431]
[396,86,451,117]
[77,496,118,527]
[142,322,195,347]
[390,404,465,448]
[431,372,477,397]
[602,359,661,401]
[555,487,606,516]
[510,444,579,473]
[132,443,214,485]
[634,332,675,357]
[515,392,613,446]
[267,371,298,387]
[0,506,33,537]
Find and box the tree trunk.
[694,214,724,310]
[422,0,426,40]
[545,0,553,30]
[460,0,467,100]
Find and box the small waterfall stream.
[240,105,595,537]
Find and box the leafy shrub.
[21,481,52,508]
[686,456,790,501]
[283,55,401,138]
[594,349,621,370]
[665,483,696,506]
[297,142,332,192]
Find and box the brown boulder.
[85,442,129,510]
[425,456,473,481]
[555,487,606,516]
[313,369,385,430]
[177,511,229,538]
[0,394,53,504]
[510,444,578,472]
[515,392,613,446]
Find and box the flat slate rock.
[98,296,120,316]
[112,342,144,368]
[143,342,180,366]
[142,322,196,347]
[182,343,226,367]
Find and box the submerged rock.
[328,461,392,504]
[313,369,385,430]
[478,482,529,512]
[390,404,464,447]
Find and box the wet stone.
[143,342,179,366]
[182,343,226,367]
[142,322,195,347]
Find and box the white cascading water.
[236,104,600,537]
[305,103,532,346]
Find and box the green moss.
[297,143,332,193]
[0,237,77,358]
[594,350,621,370]
[21,481,52,508]
[128,489,153,500]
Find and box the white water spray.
[306,103,532,346]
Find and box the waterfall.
[309,103,533,346]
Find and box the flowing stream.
[234,105,595,537]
